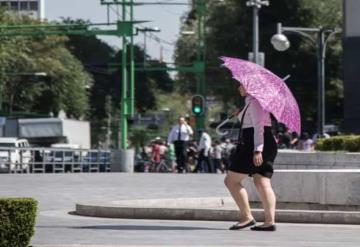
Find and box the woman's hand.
[253,152,263,166]
[231,108,241,118]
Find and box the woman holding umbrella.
[220,57,301,232]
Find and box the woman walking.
[224,84,278,231]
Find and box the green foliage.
[60,18,175,147]
[343,136,360,152]
[0,12,92,118]
[129,127,151,149]
[315,136,360,152]
[0,198,38,247]
[175,0,343,131]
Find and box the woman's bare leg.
[253,174,276,225]
[224,171,253,222]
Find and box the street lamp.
[271,23,341,136]
[246,0,269,65]
[136,27,161,65]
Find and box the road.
[0,173,359,246]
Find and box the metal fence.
[0,147,111,173]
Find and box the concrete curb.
[75,198,360,225]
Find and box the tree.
[175,0,343,132]
[0,12,92,119]
[62,18,175,146]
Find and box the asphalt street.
[0,173,359,246]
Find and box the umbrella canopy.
[220,56,301,134]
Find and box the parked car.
[0,138,31,173]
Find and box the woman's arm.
[249,100,266,166]
[249,100,266,152]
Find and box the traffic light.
[191,95,205,115]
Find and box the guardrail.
[0,147,111,173]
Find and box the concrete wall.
[274,150,360,169]
[243,169,360,206]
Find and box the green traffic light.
[194,106,202,114]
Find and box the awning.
[19,118,62,138]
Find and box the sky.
[45,0,189,63]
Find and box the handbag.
[229,103,250,162]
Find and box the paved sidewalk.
[0,173,359,246]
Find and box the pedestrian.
[220,138,235,172]
[166,143,177,172]
[167,117,193,173]
[224,84,278,231]
[280,128,291,149]
[150,138,161,172]
[298,132,314,151]
[195,129,213,173]
[187,140,198,172]
[212,140,224,173]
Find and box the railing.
[0,147,111,174]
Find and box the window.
[29,1,38,10]
[0,143,16,148]
[10,1,18,10]
[20,1,28,10]
[0,2,9,8]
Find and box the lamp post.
[136,27,161,66]
[246,0,269,65]
[271,23,341,136]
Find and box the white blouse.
[167,124,194,144]
[237,96,272,152]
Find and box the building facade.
[343,0,360,133]
[0,0,45,20]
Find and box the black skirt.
[229,127,278,178]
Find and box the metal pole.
[143,32,146,66]
[120,0,128,149]
[195,0,206,132]
[129,0,135,116]
[318,28,326,137]
[0,84,2,112]
[253,4,259,64]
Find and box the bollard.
[111,149,135,173]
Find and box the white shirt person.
[167,117,193,173]
[198,131,211,157]
[167,118,194,144]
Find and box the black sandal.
[229,219,257,230]
[250,224,276,231]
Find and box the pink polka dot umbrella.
[220,56,301,134]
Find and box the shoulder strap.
[236,103,251,144]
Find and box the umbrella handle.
[216,118,231,136]
[283,74,291,81]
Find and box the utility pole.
[101,0,137,149]
[120,0,129,149]
[246,0,269,65]
[195,0,206,131]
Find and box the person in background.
[150,139,161,171]
[280,128,291,149]
[187,140,198,172]
[290,132,299,149]
[298,132,314,151]
[212,140,224,173]
[221,138,235,172]
[166,143,177,172]
[167,117,194,173]
[196,130,213,173]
